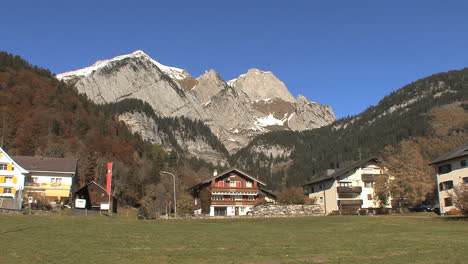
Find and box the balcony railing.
[337,186,362,193]
[211,200,256,206]
[338,200,363,206]
[212,187,258,193]
[362,174,377,182]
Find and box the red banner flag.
[106,162,113,195]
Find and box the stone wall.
[251,204,323,217]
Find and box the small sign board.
[100,203,110,211]
[28,196,33,204]
[75,199,87,209]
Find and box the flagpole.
[108,162,113,216]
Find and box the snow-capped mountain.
[57,50,335,153]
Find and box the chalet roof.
[303,157,379,186]
[75,181,117,198]
[13,156,78,173]
[189,168,266,190]
[259,187,277,199]
[430,143,468,165]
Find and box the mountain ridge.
[57,50,336,153]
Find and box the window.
[444,197,453,207]
[367,194,373,200]
[438,164,452,174]
[230,181,241,188]
[5,177,13,184]
[32,177,38,183]
[3,188,12,194]
[248,196,255,201]
[463,177,468,184]
[231,195,242,201]
[364,182,374,188]
[215,181,224,187]
[212,195,224,200]
[319,184,323,190]
[461,160,467,168]
[0,164,7,170]
[439,181,454,191]
[338,182,352,187]
[246,181,252,188]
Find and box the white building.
[0,148,29,209]
[430,144,468,215]
[303,158,392,215]
[13,156,77,206]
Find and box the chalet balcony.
[362,174,378,182]
[211,200,256,206]
[338,200,363,206]
[211,187,258,194]
[337,186,362,193]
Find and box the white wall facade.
[0,150,28,209]
[305,163,391,214]
[435,156,468,215]
[209,205,252,216]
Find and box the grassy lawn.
[0,214,467,264]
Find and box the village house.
[73,181,118,213]
[14,156,78,207]
[0,148,29,209]
[302,158,392,215]
[189,168,276,216]
[430,143,468,215]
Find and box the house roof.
[75,181,115,197]
[0,147,29,174]
[303,157,379,186]
[188,168,266,190]
[430,143,468,165]
[12,156,78,173]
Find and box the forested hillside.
[233,68,468,191]
[0,51,219,211]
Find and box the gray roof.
[303,157,379,186]
[13,156,78,173]
[430,143,468,165]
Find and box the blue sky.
[2,0,468,118]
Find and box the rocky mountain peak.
[229,68,296,103]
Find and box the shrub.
[452,184,468,215]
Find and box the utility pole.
[162,171,177,218]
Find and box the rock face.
[57,50,336,154]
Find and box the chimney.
[213,169,218,177]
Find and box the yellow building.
[0,148,29,209]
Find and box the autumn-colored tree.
[377,141,435,206]
[177,193,194,216]
[277,186,307,204]
[452,184,468,216]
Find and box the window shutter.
[7,164,13,171]
[13,177,17,184]
[11,188,16,194]
[0,176,4,183]
[0,153,3,158]
[0,187,3,193]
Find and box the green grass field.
[0,214,466,264]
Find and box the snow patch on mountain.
[57,50,187,81]
[255,113,288,127]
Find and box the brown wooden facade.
[189,168,276,216]
[73,181,117,213]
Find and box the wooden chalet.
[189,168,276,216]
[73,181,117,213]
